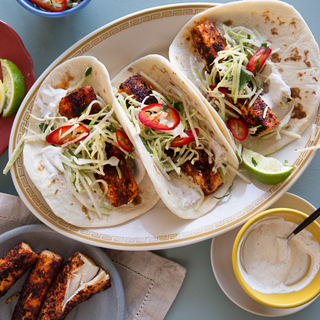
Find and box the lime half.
[0,59,25,117]
[0,80,6,113]
[242,148,294,185]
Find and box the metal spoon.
[286,207,320,241]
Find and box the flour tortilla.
[112,54,239,219]
[169,0,320,155]
[23,56,159,227]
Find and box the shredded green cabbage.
[6,69,136,218]
[115,81,229,209]
[115,88,220,173]
[194,24,268,122]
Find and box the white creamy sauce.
[38,84,67,119]
[260,71,292,121]
[190,54,207,81]
[168,173,202,208]
[41,146,64,177]
[209,139,226,168]
[169,121,185,137]
[239,217,320,294]
[158,111,175,127]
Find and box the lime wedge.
[0,59,25,117]
[242,148,294,185]
[0,80,6,113]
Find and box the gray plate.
[0,224,125,320]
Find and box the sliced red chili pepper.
[246,46,272,76]
[209,85,230,96]
[138,103,180,131]
[46,125,89,145]
[226,118,249,141]
[170,128,200,148]
[28,0,67,12]
[116,129,133,153]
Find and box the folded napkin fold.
[0,192,186,320]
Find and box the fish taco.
[169,0,320,157]
[23,56,159,227]
[112,54,239,219]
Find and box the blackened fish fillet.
[118,73,158,105]
[192,20,226,70]
[0,242,39,298]
[180,149,223,195]
[59,86,101,119]
[95,144,140,207]
[38,252,111,320]
[227,95,280,136]
[12,250,63,320]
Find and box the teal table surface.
[1,0,320,319]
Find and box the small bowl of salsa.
[232,208,320,309]
[16,0,91,18]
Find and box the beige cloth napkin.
[0,192,186,320]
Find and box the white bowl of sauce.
[232,208,320,309]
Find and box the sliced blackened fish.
[192,20,226,70]
[95,144,140,207]
[59,86,101,119]
[233,96,280,136]
[38,252,111,320]
[12,250,63,320]
[180,149,223,195]
[118,73,158,105]
[0,242,39,298]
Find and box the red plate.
[0,20,36,156]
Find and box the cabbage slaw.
[193,23,295,159]
[5,68,136,218]
[194,25,269,121]
[114,74,232,207]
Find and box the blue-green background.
[1,1,320,319]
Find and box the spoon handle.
[291,207,320,236]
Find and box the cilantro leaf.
[85,67,92,77]
[39,123,48,132]
[251,157,258,167]
[108,123,117,133]
[239,67,254,90]
[162,104,168,112]
[171,101,182,112]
